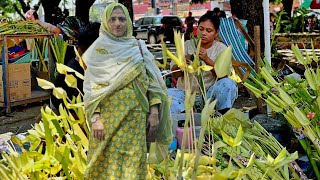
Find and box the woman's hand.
[171,64,184,78]
[199,48,210,63]
[92,114,105,141]
[185,54,193,65]
[199,48,216,75]
[147,106,160,142]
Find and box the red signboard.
[133,4,149,14]
[310,0,320,9]
[190,2,211,10]
[157,2,171,7]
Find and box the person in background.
[63,9,70,19]
[57,16,85,65]
[169,13,238,115]
[50,22,101,111]
[184,11,196,40]
[219,11,227,18]
[213,7,221,16]
[25,9,61,36]
[230,8,250,54]
[52,7,65,25]
[270,13,276,35]
[34,22,100,123]
[83,2,171,179]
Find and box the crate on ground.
[0,63,31,101]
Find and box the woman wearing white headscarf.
[83,2,171,179]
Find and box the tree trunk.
[118,0,134,22]
[17,0,30,13]
[13,3,26,20]
[15,0,31,20]
[75,0,96,23]
[41,0,62,24]
[282,0,294,17]
[230,0,265,51]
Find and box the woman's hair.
[32,11,39,20]
[25,9,39,20]
[114,5,123,11]
[213,7,220,15]
[219,11,226,18]
[198,13,220,31]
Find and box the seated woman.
[169,13,238,115]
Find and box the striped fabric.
[218,18,255,71]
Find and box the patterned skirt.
[85,83,147,179]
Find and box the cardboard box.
[0,63,31,101]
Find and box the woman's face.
[198,20,218,45]
[108,7,127,37]
[25,10,36,21]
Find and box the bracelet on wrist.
[91,115,100,123]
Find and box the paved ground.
[0,102,44,134]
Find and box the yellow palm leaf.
[214,46,232,78]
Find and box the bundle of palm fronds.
[244,43,320,179]
[0,20,49,35]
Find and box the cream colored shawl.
[83,33,145,120]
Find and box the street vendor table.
[274,32,320,72]
[276,49,320,71]
[0,34,53,113]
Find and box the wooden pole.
[254,26,261,73]
[254,26,264,113]
[3,36,10,113]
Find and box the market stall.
[0,21,54,113]
[274,32,320,72]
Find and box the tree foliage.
[0,0,26,18]
[0,0,16,17]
